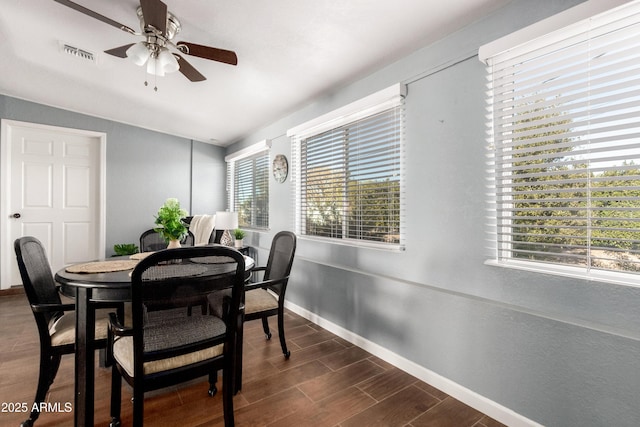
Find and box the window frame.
[288,84,407,251]
[480,0,640,286]
[225,140,271,230]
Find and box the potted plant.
[154,198,189,248]
[233,229,246,248]
[113,243,139,256]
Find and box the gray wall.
[0,95,227,256]
[227,1,640,426]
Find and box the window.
[288,84,406,249]
[480,0,640,281]
[226,141,270,229]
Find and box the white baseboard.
[285,300,542,427]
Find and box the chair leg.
[132,386,144,426]
[261,317,272,339]
[48,354,62,385]
[99,348,110,367]
[22,352,58,426]
[116,304,125,325]
[186,302,209,316]
[235,322,243,394]
[222,363,235,427]
[208,371,218,397]
[109,365,122,427]
[277,310,290,359]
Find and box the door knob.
[12,213,21,219]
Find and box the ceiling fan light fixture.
[126,42,150,66]
[158,48,179,74]
[145,48,179,76]
[146,56,165,76]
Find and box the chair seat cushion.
[208,288,279,317]
[49,309,112,347]
[113,312,226,377]
[244,289,278,315]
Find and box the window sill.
[300,235,405,252]
[484,259,640,288]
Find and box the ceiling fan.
[54,0,238,83]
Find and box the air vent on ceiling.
[60,42,96,63]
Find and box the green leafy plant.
[154,198,189,242]
[233,229,246,240]
[113,243,139,256]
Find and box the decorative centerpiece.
[233,229,246,248]
[154,198,189,248]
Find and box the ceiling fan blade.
[54,0,135,34]
[140,0,167,35]
[177,42,238,66]
[176,55,206,82]
[104,44,135,58]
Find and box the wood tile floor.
[0,292,506,426]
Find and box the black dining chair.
[241,231,297,358]
[208,231,296,392]
[139,228,207,315]
[14,236,119,427]
[139,229,195,252]
[107,245,245,427]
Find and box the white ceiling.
[0,0,509,146]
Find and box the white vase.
[234,239,243,248]
[167,239,181,249]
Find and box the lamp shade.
[158,49,179,74]
[146,56,165,76]
[215,211,238,230]
[126,42,150,66]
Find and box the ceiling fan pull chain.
[142,75,158,91]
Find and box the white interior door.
[1,120,106,289]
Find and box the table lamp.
[215,211,238,246]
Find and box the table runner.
[66,259,139,274]
[129,252,154,260]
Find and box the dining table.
[55,251,254,427]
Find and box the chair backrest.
[139,229,195,252]
[263,231,297,296]
[14,236,62,326]
[129,245,246,373]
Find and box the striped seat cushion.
[244,289,278,315]
[49,309,113,347]
[208,288,279,318]
[113,311,226,377]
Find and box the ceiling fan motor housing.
[136,6,181,40]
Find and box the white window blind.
[226,142,270,229]
[482,0,640,280]
[289,84,406,249]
